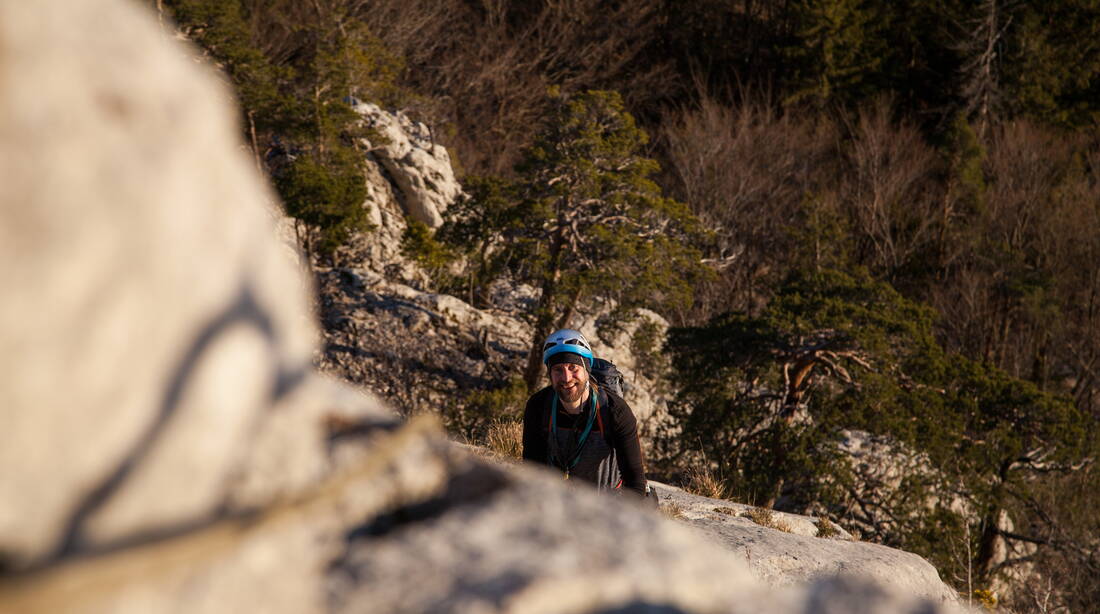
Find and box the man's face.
[550,361,588,404]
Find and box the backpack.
[590,357,631,398]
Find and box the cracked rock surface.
[652,483,958,604]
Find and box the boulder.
[0,0,326,566]
[0,0,428,587]
[653,483,960,604]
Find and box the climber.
[521,328,649,497]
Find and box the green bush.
[443,376,528,443]
[275,147,369,257]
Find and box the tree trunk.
[781,356,816,422]
[474,240,493,307]
[975,508,1009,583]
[523,278,558,391]
[763,476,784,509]
[247,110,262,173]
[762,425,787,509]
[556,286,582,330]
[295,219,313,271]
[523,227,566,391]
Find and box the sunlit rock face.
[0,1,963,613]
[354,100,462,229]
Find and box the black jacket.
[522,385,647,496]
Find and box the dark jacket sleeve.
[522,388,550,465]
[606,392,647,496]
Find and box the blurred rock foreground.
[0,1,965,612]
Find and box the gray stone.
[329,460,965,614]
[653,483,959,604]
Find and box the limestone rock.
[329,460,965,614]
[316,265,532,413]
[0,0,324,566]
[653,483,960,605]
[355,158,408,267]
[316,254,673,434]
[355,101,462,228]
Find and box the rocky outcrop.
[0,1,965,612]
[328,464,963,614]
[316,266,531,415]
[355,100,462,229]
[653,483,959,604]
[316,112,672,427]
[322,94,670,430]
[316,263,672,431]
[319,89,664,431]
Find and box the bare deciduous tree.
[840,98,941,275]
[661,93,837,320]
[959,0,1012,140]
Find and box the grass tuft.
[815,517,841,538]
[484,419,523,460]
[684,465,728,500]
[661,500,686,520]
[741,506,793,533]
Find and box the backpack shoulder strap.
[595,387,616,444]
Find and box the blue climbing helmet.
[541,328,594,369]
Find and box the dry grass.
[684,465,728,500]
[741,506,793,533]
[815,517,841,538]
[661,500,686,520]
[484,420,523,460]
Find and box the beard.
[554,379,588,405]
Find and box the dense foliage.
[661,268,1094,596]
[158,1,1100,609]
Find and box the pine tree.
[419,90,708,390]
[937,111,987,270]
[515,90,710,389]
[784,0,885,108]
[663,267,1095,590]
[999,0,1100,126]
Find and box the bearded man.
[521,329,648,496]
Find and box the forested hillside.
[156,1,1099,611]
